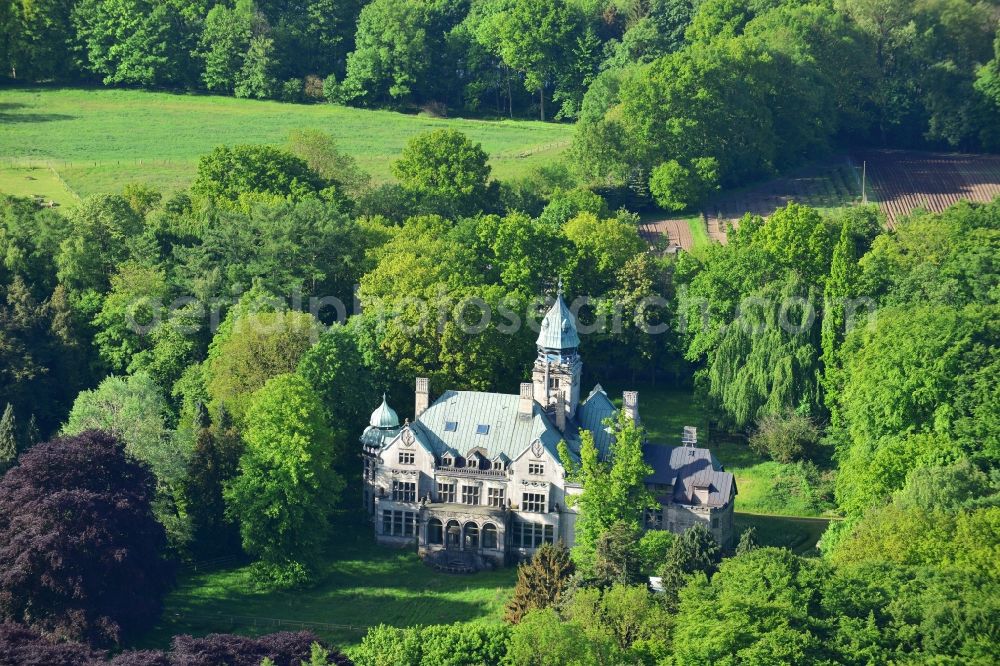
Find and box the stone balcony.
[435,465,509,480]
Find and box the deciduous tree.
[225,373,344,578]
[0,430,172,646]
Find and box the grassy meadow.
[0,87,573,202]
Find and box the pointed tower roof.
[369,394,400,429]
[536,280,580,350]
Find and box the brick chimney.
[519,383,534,419]
[554,391,566,432]
[623,391,639,422]
[415,377,430,417]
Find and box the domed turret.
[536,280,580,353]
[369,393,400,429]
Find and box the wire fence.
[1,158,190,170]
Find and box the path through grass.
[0,87,572,201]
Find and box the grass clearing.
[0,87,573,201]
[734,513,830,556]
[685,216,712,252]
[0,165,78,202]
[138,526,515,653]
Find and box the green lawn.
[734,513,830,556]
[0,87,573,202]
[0,165,78,203]
[137,527,515,654]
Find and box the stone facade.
[361,290,737,567]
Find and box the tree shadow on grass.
[134,531,514,651]
[0,106,76,123]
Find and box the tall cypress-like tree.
[184,403,240,557]
[657,523,721,609]
[0,404,16,473]
[504,541,575,624]
[821,219,861,414]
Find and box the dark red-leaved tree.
[0,622,103,666]
[109,631,354,666]
[0,430,174,646]
[0,623,354,666]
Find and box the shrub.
[649,157,719,212]
[750,411,821,463]
[304,75,325,101]
[323,75,342,104]
[280,78,304,103]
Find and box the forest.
[0,0,998,664]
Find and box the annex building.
[361,288,736,570]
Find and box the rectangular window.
[711,516,719,529]
[398,451,415,465]
[403,511,416,536]
[383,510,418,537]
[444,421,458,432]
[393,510,403,535]
[461,485,480,505]
[437,482,456,503]
[392,480,416,502]
[548,377,560,389]
[522,492,546,513]
[487,487,506,507]
[513,520,555,548]
[528,462,544,476]
[475,424,490,435]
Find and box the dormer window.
[475,424,490,435]
[469,457,478,469]
[494,461,504,471]
[442,455,453,466]
[444,421,458,432]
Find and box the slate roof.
[642,444,736,508]
[536,293,580,350]
[572,386,616,458]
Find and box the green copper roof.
[369,394,400,428]
[414,390,564,461]
[536,293,580,350]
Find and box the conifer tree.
[0,404,17,474]
[657,524,721,609]
[23,413,40,452]
[735,526,759,556]
[504,541,575,624]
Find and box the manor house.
[361,288,736,569]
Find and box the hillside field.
[0,87,573,202]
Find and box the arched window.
[446,520,461,547]
[482,523,498,549]
[427,518,443,545]
[464,522,480,549]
